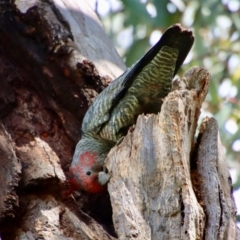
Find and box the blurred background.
[88,0,240,224]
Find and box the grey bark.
[0,0,238,240]
[106,67,239,240]
[196,118,238,240]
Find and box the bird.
[69,24,194,193]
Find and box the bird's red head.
[69,152,105,193]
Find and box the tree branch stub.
[106,67,210,240]
[196,117,240,240]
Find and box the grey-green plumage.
[70,24,194,192]
[81,25,194,144]
[96,46,178,142]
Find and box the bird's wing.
[82,24,194,136]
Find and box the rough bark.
[106,67,208,240]
[0,0,239,240]
[195,118,238,240]
[106,67,239,240]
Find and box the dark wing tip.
[122,24,194,88]
[158,24,194,75]
[163,23,194,40]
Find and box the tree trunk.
[0,1,238,240]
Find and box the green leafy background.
[90,0,240,223]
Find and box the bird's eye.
[86,171,91,176]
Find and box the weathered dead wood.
[0,123,21,221]
[14,195,116,240]
[196,118,240,240]
[106,67,209,240]
[15,0,125,79]
[105,67,239,240]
